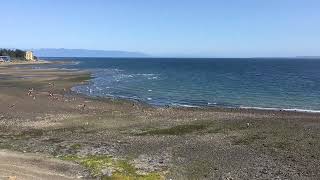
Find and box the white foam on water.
[96,87,102,91]
[136,73,157,76]
[148,76,158,80]
[240,106,320,113]
[171,103,199,108]
[69,61,80,65]
[282,108,320,113]
[208,102,217,105]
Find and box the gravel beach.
[0,64,319,179]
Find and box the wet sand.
[0,60,51,66]
[0,64,319,179]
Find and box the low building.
[0,56,11,62]
[25,51,34,61]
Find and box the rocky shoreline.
[0,64,319,179]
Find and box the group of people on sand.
[25,82,87,111]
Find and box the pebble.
[101,168,113,177]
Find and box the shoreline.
[3,60,317,116]
[0,63,320,179]
[0,59,52,66]
[71,88,320,115]
[61,58,320,115]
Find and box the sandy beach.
[0,60,52,66]
[0,64,319,179]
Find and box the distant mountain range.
[32,48,148,57]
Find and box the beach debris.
[49,82,55,87]
[48,82,56,98]
[26,88,37,100]
[62,88,68,98]
[78,103,86,111]
[48,91,60,100]
[27,88,34,96]
[9,104,15,109]
[246,123,250,128]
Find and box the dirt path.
[0,150,84,180]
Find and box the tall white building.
[25,51,34,61]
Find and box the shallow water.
[42,57,320,111]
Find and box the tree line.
[0,48,37,60]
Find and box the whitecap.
[171,103,199,108]
[240,106,320,113]
[208,102,217,105]
[148,76,158,80]
[136,73,157,76]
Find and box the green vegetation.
[20,129,44,138]
[60,155,163,179]
[206,121,249,134]
[70,143,82,150]
[136,120,250,136]
[0,48,37,61]
[137,124,207,135]
[61,155,112,176]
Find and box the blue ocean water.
[45,57,320,112]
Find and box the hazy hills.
[32,48,148,57]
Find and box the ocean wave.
[240,106,320,113]
[71,85,320,113]
[148,76,158,80]
[68,61,81,65]
[93,69,160,82]
[72,66,320,114]
[207,102,217,105]
[136,73,158,76]
[170,103,200,108]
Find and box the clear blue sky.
[1,0,320,57]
